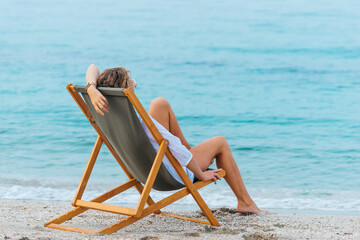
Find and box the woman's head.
[96,67,136,88]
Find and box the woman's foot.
[237,200,268,214]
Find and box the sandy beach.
[0,200,359,240]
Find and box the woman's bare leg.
[148,97,191,149]
[148,97,265,213]
[190,137,265,213]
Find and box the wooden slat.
[134,181,161,214]
[72,136,103,206]
[67,84,93,123]
[159,212,210,225]
[46,223,97,234]
[75,200,136,216]
[45,179,137,226]
[44,206,88,227]
[135,140,168,217]
[91,178,137,203]
[123,88,164,145]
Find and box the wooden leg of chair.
[72,136,103,206]
[188,188,220,226]
[44,206,88,226]
[159,212,210,225]
[46,223,97,234]
[134,140,168,217]
[45,179,138,227]
[134,182,161,214]
[165,150,223,226]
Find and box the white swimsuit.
[137,115,195,184]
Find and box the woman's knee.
[212,136,229,151]
[213,136,227,144]
[150,97,171,110]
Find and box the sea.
[1,0,359,215]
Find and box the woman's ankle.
[237,196,254,207]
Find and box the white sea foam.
[1,179,359,214]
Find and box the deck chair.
[44,84,226,235]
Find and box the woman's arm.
[186,158,222,184]
[86,64,100,86]
[85,64,109,115]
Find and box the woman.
[85,64,266,214]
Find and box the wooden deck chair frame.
[44,84,226,235]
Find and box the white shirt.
[137,115,195,185]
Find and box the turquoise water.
[1,0,360,213]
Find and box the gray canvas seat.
[75,85,184,191]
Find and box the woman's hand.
[85,64,108,115]
[199,169,222,184]
[87,85,109,115]
[186,157,222,184]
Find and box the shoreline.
[1,200,359,240]
[3,198,360,217]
